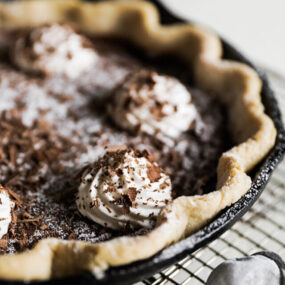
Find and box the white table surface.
[161,0,285,76]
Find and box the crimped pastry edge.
[0,0,277,281]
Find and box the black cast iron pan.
[1,0,285,284]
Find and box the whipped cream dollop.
[13,24,97,78]
[109,70,198,139]
[76,147,172,230]
[0,186,14,239]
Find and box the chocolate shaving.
[90,199,100,208]
[0,239,8,249]
[127,187,137,202]
[7,188,22,207]
[68,233,77,240]
[0,110,74,192]
[17,214,43,223]
[134,149,149,158]
[106,145,127,152]
[160,181,169,190]
[112,194,132,214]
[40,224,48,230]
[147,164,162,183]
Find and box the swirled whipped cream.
[13,24,97,78]
[109,70,198,139]
[0,186,14,239]
[76,147,172,230]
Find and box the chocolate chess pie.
[0,0,276,281]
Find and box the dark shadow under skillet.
[1,0,285,284]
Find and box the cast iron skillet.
[1,0,285,284]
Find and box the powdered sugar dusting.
[0,31,229,254]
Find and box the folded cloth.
[206,251,285,285]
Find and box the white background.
[161,0,285,76]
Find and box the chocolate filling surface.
[0,28,231,254]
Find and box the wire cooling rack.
[136,68,285,285]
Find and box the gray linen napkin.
[206,251,285,285]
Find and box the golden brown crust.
[0,0,276,281]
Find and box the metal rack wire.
[137,69,285,285]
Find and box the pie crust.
[0,0,277,281]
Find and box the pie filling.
[0,24,231,254]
